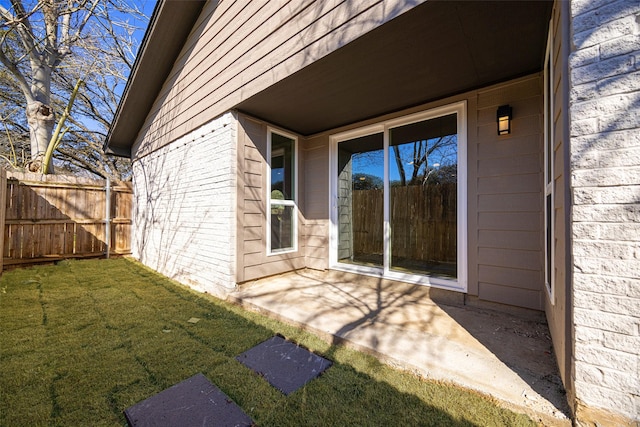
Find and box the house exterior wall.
[235,114,306,283]
[132,0,426,158]
[127,0,548,307]
[131,113,237,296]
[300,74,545,310]
[568,0,640,424]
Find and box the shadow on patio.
[229,268,571,426]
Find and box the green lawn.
[0,258,535,426]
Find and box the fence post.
[105,177,111,259]
[0,169,6,273]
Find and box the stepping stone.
[236,335,332,395]
[124,373,253,427]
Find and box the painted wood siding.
[475,75,544,311]
[236,114,305,283]
[303,135,330,270]
[544,0,570,396]
[132,113,237,295]
[131,0,426,159]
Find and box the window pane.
[270,132,295,253]
[271,204,294,252]
[337,133,384,267]
[271,133,294,200]
[388,114,457,278]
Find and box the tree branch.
[3,1,38,61]
[67,0,100,48]
[42,0,58,54]
[0,48,34,103]
[42,77,83,173]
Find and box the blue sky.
[352,136,458,183]
[0,0,156,124]
[0,0,155,63]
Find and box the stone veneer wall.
[131,112,237,296]
[569,0,640,424]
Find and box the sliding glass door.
[331,103,466,290]
[388,113,458,278]
[336,133,384,267]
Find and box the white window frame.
[329,101,467,292]
[267,128,298,256]
[543,25,555,302]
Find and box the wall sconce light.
[497,105,512,135]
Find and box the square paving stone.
[236,335,332,395]
[124,373,253,427]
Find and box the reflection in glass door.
[389,113,458,278]
[337,133,384,267]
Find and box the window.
[330,102,467,291]
[544,25,555,301]
[268,130,297,254]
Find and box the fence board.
[1,172,132,269]
[351,184,457,264]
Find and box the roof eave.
[104,0,207,158]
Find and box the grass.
[0,258,536,426]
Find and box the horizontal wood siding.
[303,135,330,270]
[475,75,544,310]
[132,0,426,158]
[544,0,569,392]
[236,114,306,283]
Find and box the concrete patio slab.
[229,269,571,426]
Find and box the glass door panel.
[388,113,458,278]
[337,133,384,267]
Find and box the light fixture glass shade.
[497,105,512,135]
[498,116,510,134]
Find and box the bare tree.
[0,0,146,178]
[392,135,457,186]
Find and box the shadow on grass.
[0,258,529,426]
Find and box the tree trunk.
[26,60,55,173]
[26,101,54,172]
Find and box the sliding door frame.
[329,101,467,292]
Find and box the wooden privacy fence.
[0,170,132,270]
[352,183,457,263]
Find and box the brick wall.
[569,0,640,423]
[132,112,237,296]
